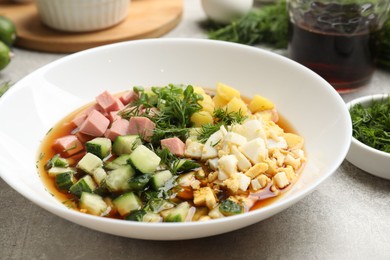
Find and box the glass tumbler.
[287,0,390,93]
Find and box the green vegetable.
[206,0,288,49]
[350,97,390,153]
[219,200,243,216]
[0,16,16,47]
[0,41,11,71]
[377,19,390,69]
[120,84,203,143]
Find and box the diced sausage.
[128,116,155,141]
[119,90,136,105]
[79,109,110,137]
[161,137,185,156]
[52,135,84,157]
[95,91,124,114]
[104,118,131,141]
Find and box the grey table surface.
[1,1,389,259]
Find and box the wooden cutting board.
[0,0,183,53]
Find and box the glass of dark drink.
[287,0,390,93]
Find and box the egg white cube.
[240,138,268,164]
[218,154,238,176]
[267,136,288,149]
[184,139,204,159]
[231,146,251,172]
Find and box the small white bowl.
[346,94,390,180]
[35,0,130,32]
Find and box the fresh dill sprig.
[206,0,288,49]
[197,108,247,143]
[155,147,200,175]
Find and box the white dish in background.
[35,0,130,32]
[346,94,390,180]
[0,39,351,240]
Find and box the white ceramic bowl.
[35,0,130,32]
[346,94,390,180]
[0,39,351,240]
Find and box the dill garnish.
[350,97,390,153]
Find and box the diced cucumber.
[219,200,243,216]
[161,202,190,222]
[150,170,173,190]
[79,192,108,216]
[105,165,135,192]
[86,137,111,159]
[69,175,97,197]
[129,145,161,174]
[45,154,69,169]
[143,212,163,222]
[91,167,107,185]
[104,154,131,170]
[47,167,75,177]
[128,174,151,191]
[55,172,77,190]
[112,135,141,156]
[113,192,142,216]
[125,209,146,221]
[77,153,103,174]
[145,198,175,213]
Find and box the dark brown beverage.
[288,2,381,93]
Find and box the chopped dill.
[350,97,390,153]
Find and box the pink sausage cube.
[96,91,124,114]
[119,90,136,105]
[128,116,156,141]
[52,135,84,157]
[104,118,131,141]
[161,137,185,157]
[79,109,110,137]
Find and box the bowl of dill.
[346,94,390,180]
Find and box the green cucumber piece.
[161,202,190,222]
[47,167,75,177]
[85,137,111,159]
[150,170,173,190]
[105,165,135,192]
[55,172,77,190]
[112,135,141,156]
[45,154,69,169]
[128,174,151,191]
[69,175,97,197]
[113,192,142,216]
[77,153,103,174]
[91,167,107,185]
[79,192,108,216]
[125,209,147,221]
[129,145,161,174]
[219,200,243,216]
[104,154,131,170]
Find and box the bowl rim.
[346,93,390,159]
[0,38,352,239]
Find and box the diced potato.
[283,133,304,149]
[224,97,248,115]
[199,94,215,114]
[216,82,240,102]
[193,86,206,94]
[249,95,275,113]
[190,111,213,127]
[213,94,229,108]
